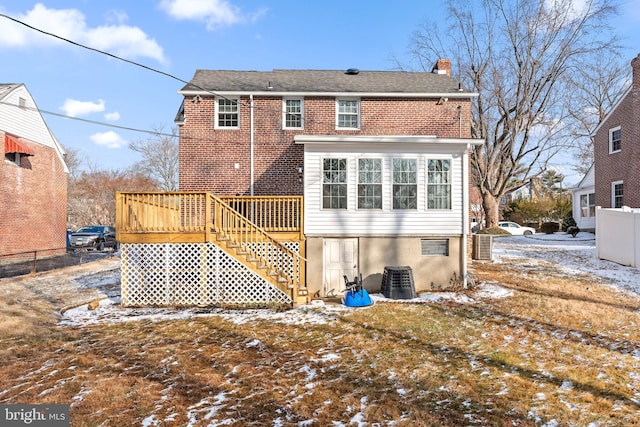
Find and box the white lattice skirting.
[121,242,298,307]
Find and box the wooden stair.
[213,228,308,306]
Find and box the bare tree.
[409,0,620,227]
[67,167,157,229]
[565,52,628,174]
[129,127,179,191]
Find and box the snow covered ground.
[60,231,640,327]
[8,232,640,426]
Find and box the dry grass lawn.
[1,258,640,426]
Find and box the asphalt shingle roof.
[180,69,468,95]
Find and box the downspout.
[462,144,470,289]
[250,94,255,196]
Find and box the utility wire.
[0,12,334,128]
[0,100,176,137]
[0,12,445,136]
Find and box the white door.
[324,238,358,296]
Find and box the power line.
[0,12,337,129]
[0,100,176,137]
[0,11,447,137]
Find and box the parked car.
[498,221,536,236]
[68,226,118,251]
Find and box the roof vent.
[345,68,360,75]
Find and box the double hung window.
[323,158,347,209]
[392,159,417,209]
[357,159,382,209]
[336,99,360,129]
[216,97,239,128]
[580,193,595,218]
[427,159,451,209]
[612,181,624,208]
[284,98,303,129]
[609,126,621,153]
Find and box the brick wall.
[179,95,473,195]
[594,54,640,208]
[0,135,68,256]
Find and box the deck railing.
[116,192,305,299]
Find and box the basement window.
[421,239,449,256]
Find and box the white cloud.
[60,99,105,117]
[0,3,166,62]
[159,0,265,30]
[104,111,120,121]
[90,131,126,149]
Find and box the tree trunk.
[482,191,500,229]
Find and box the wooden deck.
[116,192,307,305]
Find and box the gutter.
[250,94,254,196]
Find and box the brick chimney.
[432,59,451,77]
[632,53,640,89]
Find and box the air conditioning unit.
[472,234,493,260]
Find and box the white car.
[498,221,536,236]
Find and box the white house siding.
[570,166,596,231]
[0,86,57,149]
[302,142,466,236]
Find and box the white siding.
[0,85,58,149]
[571,166,595,230]
[1,84,68,173]
[303,143,467,236]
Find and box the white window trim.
[356,157,383,210]
[580,193,595,218]
[335,97,360,130]
[609,126,621,153]
[426,157,452,210]
[391,157,418,210]
[612,180,624,208]
[283,97,304,130]
[215,96,240,129]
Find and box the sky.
[1,1,640,184]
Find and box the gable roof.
[0,83,68,173]
[179,69,475,98]
[569,164,594,191]
[591,86,632,137]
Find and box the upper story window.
[427,159,451,209]
[580,193,595,218]
[609,126,621,153]
[216,97,239,128]
[4,152,22,166]
[283,98,303,129]
[357,158,382,209]
[4,134,34,167]
[612,181,624,208]
[322,158,347,209]
[336,98,360,129]
[392,158,417,209]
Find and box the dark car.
[68,226,118,252]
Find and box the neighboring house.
[500,178,547,206]
[172,62,483,298]
[569,165,595,231]
[593,53,640,209]
[0,84,69,257]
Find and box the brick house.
[0,84,68,257]
[593,53,640,209]
[172,62,483,298]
